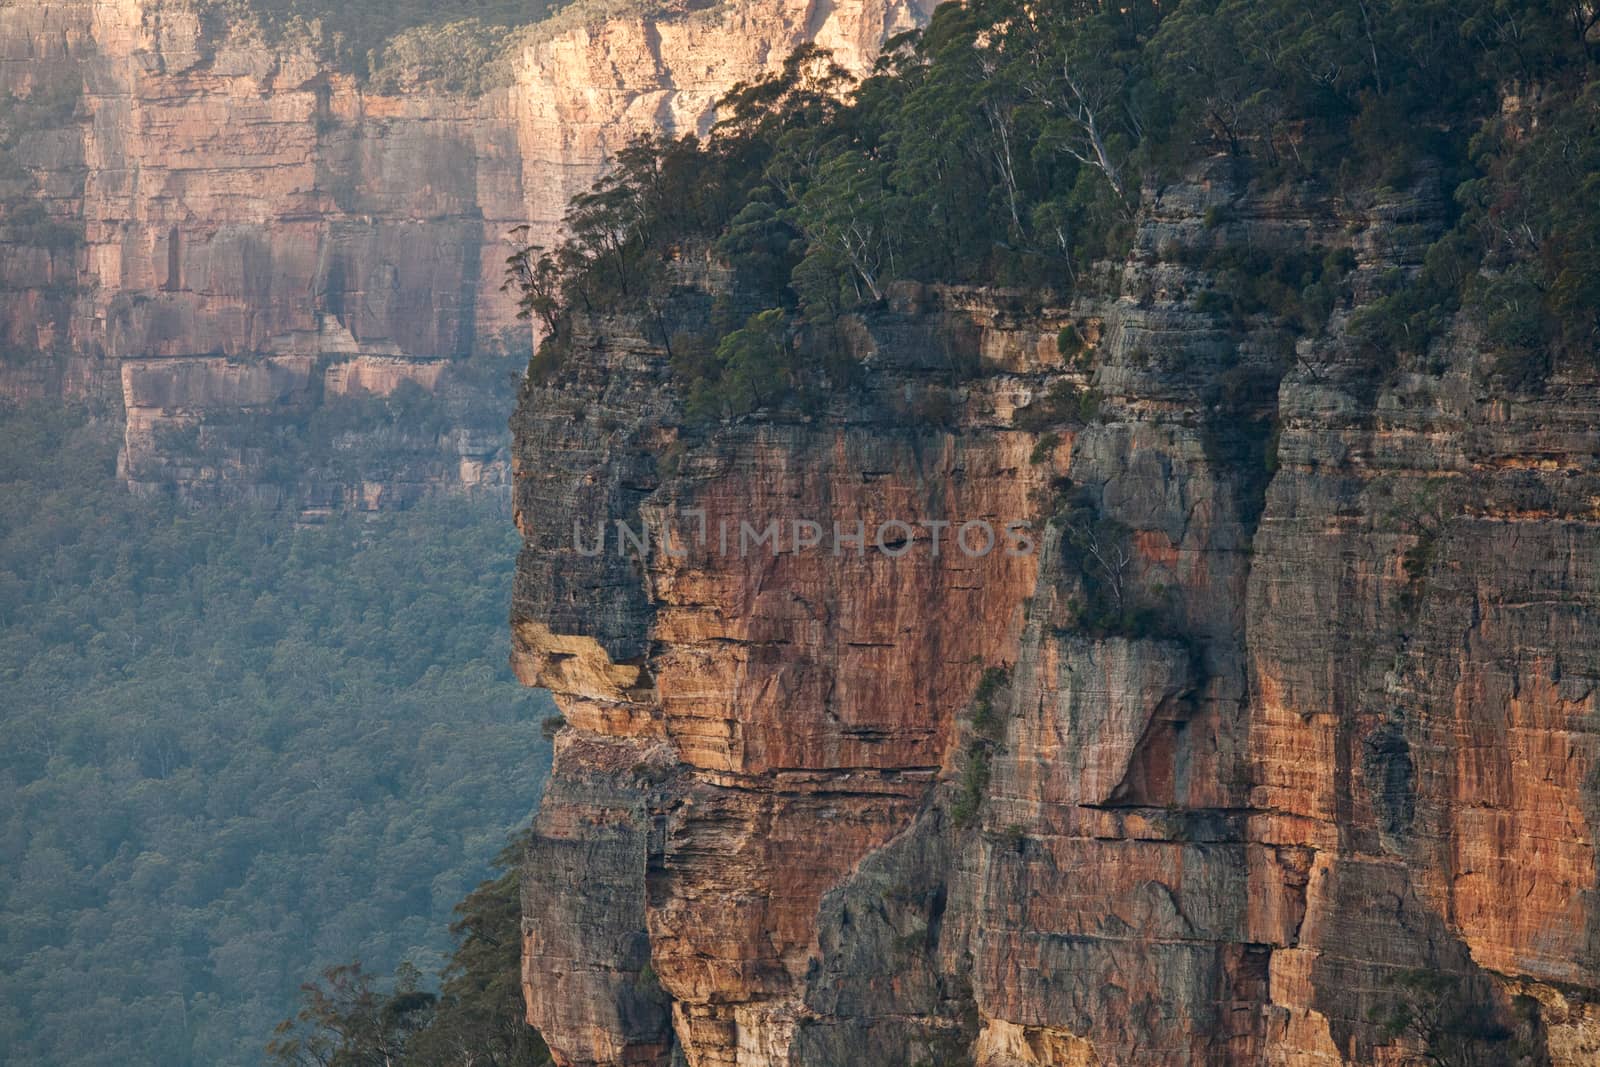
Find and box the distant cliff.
[0,0,930,506]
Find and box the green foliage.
[1348,230,1481,371]
[1391,477,1457,614]
[1187,242,1355,333]
[1400,529,1440,612]
[1056,324,1089,365]
[949,746,991,828]
[1464,82,1600,374]
[1053,489,1176,640]
[1014,379,1099,432]
[1318,8,1600,377]
[678,308,792,421]
[1370,968,1520,1066]
[951,666,1010,827]
[367,18,522,95]
[968,666,1009,739]
[508,0,1600,406]
[713,308,794,407]
[268,834,551,1066]
[715,194,806,309]
[266,963,437,1067]
[0,402,552,1067]
[1145,0,1531,182]
[1262,422,1281,475]
[0,197,86,250]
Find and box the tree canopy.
[0,402,552,1066]
[509,0,1600,410]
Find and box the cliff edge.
[509,148,1600,1065]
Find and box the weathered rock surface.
[0,0,929,504]
[510,157,1600,1065]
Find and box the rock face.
[510,157,1600,1066]
[0,0,930,503]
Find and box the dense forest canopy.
[0,403,552,1066]
[510,0,1600,418]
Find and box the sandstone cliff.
[0,0,929,505]
[509,154,1600,1065]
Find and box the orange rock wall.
[510,161,1600,1066]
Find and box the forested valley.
[0,402,552,1066]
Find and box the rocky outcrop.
[510,156,1600,1065]
[0,0,930,504]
